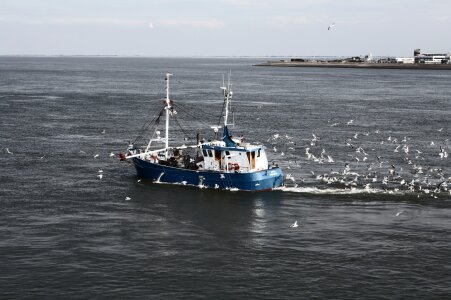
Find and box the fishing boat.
[120,73,284,191]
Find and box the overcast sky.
[1,0,450,57]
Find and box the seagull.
[330,122,340,127]
[125,196,131,201]
[395,211,404,217]
[109,152,115,157]
[438,128,443,132]
[97,174,103,179]
[6,148,13,154]
[101,129,106,134]
[328,22,336,30]
[137,179,141,183]
[290,221,299,228]
[98,169,103,173]
[347,119,354,125]
[439,147,448,158]
[40,155,45,159]
[286,174,295,182]
[94,154,99,158]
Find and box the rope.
[132,106,164,145]
[172,114,191,141]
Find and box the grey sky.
[1,0,450,56]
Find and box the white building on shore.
[414,49,450,64]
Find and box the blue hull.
[132,158,284,191]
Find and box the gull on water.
[347,119,354,125]
[97,174,103,179]
[6,148,13,154]
[395,210,404,217]
[290,221,299,228]
[94,154,99,158]
[125,196,131,201]
[110,152,115,157]
[439,147,448,158]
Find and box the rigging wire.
[173,102,215,128]
[172,114,191,141]
[130,77,168,144]
[132,106,164,145]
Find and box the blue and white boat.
[121,73,284,191]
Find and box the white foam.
[279,186,408,195]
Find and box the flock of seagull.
[5,119,448,204]
[267,120,450,198]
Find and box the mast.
[220,71,237,147]
[221,71,232,127]
[165,73,173,159]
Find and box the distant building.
[364,53,373,62]
[414,49,450,64]
[394,57,414,64]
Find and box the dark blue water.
[1,57,450,299]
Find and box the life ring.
[228,162,240,171]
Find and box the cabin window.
[257,149,261,157]
[225,151,230,156]
[207,150,213,157]
[202,149,208,156]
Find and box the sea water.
[0,57,450,299]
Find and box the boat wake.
[279,186,406,195]
[278,185,450,198]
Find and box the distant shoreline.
[254,61,451,70]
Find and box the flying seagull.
[290,221,299,228]
[328,23,336,30]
